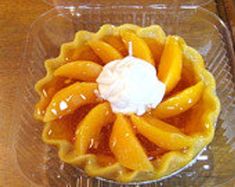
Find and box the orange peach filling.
[35,25,213,173]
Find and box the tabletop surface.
[0,0,234,186]
[0,1,50,186]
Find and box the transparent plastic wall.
[43,0,214,6]
[4,1,234,187]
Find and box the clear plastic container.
[42,0,213,6]
[11,1,235,187]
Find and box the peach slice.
[44,82,99,122]
[151,81,204,119]
[45,105,92,143]
[141,38,164,67]
[75,102,115,155]
[54,60,102,82]
[131,115,193,150]
[69,44,102,63]
[103,35,128,56]
[88,40,123,64]
[120,30,154,65]
[143,115,182,133]
[34,77,73,121]
[137,25,166,66]
[109,114,153,171]
[158,36,183,94]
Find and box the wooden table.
[0,1,50,186]
[0,0,234,186]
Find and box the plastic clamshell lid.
[43,0,214,7]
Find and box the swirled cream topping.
[96,55,165,115]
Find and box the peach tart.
[34,24,220,182]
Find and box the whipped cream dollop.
[96,56,165,115]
